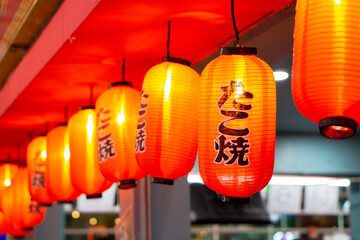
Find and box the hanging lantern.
[1,168,44,236]
[292,0,360,139]
[12,167,46,230]
[0,161,18,190]
[135,56,199,185]
[96,81,145,189]
[27,136,55,205]
[47,124,81,202]
[198,45,276,199]
[68,106,113,198]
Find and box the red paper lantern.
[135,57,199,185]
[1,168,45,235]
[198,47,276,200]
[68,107,112,198]
[12,168,46,230]
[47,124,81,202]
[27,136,55,205]
[292,0,360,139]
[96,82,145,189]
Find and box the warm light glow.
[4,164,13,187]
[41,150,47,159]
[117,106,126,126]
[114,217,120,224]
[72,210,80,219]
[334,0,341,4]
[64,145,70,163]
[86,114,94,144]
[234,79,244,99]
[273,71,289,81]
[89,217,97,225]
[164,69,172,101]
[4,179,11,187]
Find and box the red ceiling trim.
[0,0,101,117]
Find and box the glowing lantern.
[198,47,276,199]
[47,124,81,202]
[135,57,199,185]
[96,82,145,189]
[12,168,46,230]
[68,107,112,197]
[1,168,45,235]
[27,136,55,205]
[292,0,360,139]
[0,162,18,190]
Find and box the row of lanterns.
[1,0,360,237]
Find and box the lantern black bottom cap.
[319,116,358,139]
[119,179,137,189]
[86,193,102,199]
[39,203,52,207]
[58,201,73,204]
[151,177,174,185]
[22,227,33,231]
[220,195,251,204]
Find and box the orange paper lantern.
[27,136,55,205]
[47,124,81,202]
[68,107,112,198]
[292,0,360,139]
[1,168,45,235]
[135,57,199,185]
[12,168,46,230]
[96,82,145,189]
[198,47,276,200]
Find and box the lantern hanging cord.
[45,122,49,134]
[122,58,125,82]
[64,106,68,123]
[17,143,21,166]
[167,21,171,57]
[90,84,93,107]
[231,0,240,47]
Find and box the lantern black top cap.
[162,56,191,67]
[220,47,257,55]
[56,122,67,126]
[109,81,133,88]
[79,106,95,111]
